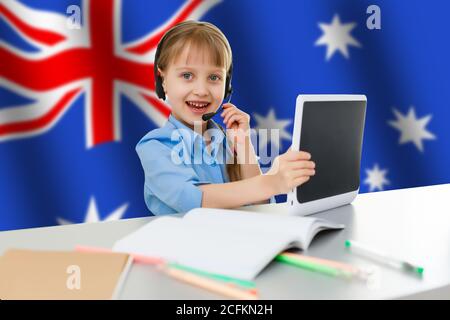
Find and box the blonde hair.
[156,20,241,182]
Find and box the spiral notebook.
[113,208,344,280]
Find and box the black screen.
[297,100,366,203]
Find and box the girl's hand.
[265,148,315,195]
[220,103,250,131]
[220,103,251,152]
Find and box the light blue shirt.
[136,114,274,215]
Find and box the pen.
[275,254,353,279]
[345,240,424,275]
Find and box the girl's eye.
[209,74,222,81]
[182,72,193,80]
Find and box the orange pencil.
[75,245,260,296]
[281,252,371,279]
[163,266,259,300]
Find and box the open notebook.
[113,208,344,280]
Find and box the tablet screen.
[297,100,366,203]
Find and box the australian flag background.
[1,0,449,231]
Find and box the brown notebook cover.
[0,249,132,300]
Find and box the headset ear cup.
[225,84,233,100]
[224,77,230,100]
[224,72,232,100]
[224,62,233,100]
[154,33,166,100]
[155,74,166,100]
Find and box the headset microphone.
[201,111,217,122]
[202,93,232,121]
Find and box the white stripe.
[84,79,93,148]
[0,84,84,141]
[3,0,76,38]
[118,0,222,62]
[113,80,121,142]
[0,0,89,59]
[0,78,86,124]
[119,82,169,127]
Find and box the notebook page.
[304,219,347,248]
[185,208,344,250]
[113,216,298,280]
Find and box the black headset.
[153,21,233,102]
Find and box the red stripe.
[0,88,81,136]
[0,48,154,91]
[126,0,203,54]
[0,3,66,46]
[89,0,115,145]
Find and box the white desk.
[1,184,449,299]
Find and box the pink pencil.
[76,245,259,297]
[75,245,165,265]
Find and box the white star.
[364,164,390,192]
[57,197,128,225]
[315,14,362,60]
[253,108,292,150]
[388,106,436,152]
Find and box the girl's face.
[160,44,227,130]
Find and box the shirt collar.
[168,113,226,144]
[167,113,233,160]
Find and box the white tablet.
[287,94,367,216]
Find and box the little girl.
[137,21,315,215]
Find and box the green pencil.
[167,262,256,289]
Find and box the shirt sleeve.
[136,139,206,214]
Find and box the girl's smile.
[185,100,211,114]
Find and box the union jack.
[0,0,220,148]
